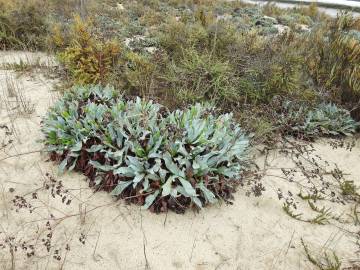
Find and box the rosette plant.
[42,85,249,213]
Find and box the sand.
[0,51,360,270]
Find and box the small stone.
[116,3,124,11]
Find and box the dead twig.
[0,150,42,162]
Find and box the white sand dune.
[0,52,360,270]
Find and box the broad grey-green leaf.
[94,176,103,186]
[159,168,167,180]
[59,158,68,174]
[142,190,160,210]
[133,173,145,184]
[113,167,135,177]
[86,145,104,152]
[163,152,185,178]
[146,173,160,181]
[68,158,77,171]
[217,166,238,178]
[69,152,80,158]
[127,156,144,172]
[143,178,149,191]
[111,181,132,196]
[192,197,203,208]
[162,176,175,197]
[198,182,217,204]
[179,178,196,197]
[170,188,178,197]
[89,160,114,172]
[71,141,82,152]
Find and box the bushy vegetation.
[47,1,355,111]
[41,85,249,213]
[56,16,123,85]
[0,0,48,50]
[3,0,354,118]
[304,13,360,111]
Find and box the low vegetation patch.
[276,102,359,139]
[41,85,249,213]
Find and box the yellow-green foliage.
[124,51,157,97]
[58,16,122,85]
[165,48,237,103]
[49,24,67,50]
[0,0,48,50]
[159,18,208,57]
[331,32,360,93]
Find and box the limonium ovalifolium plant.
[41,85,249,213]
[277,101,359,139]
[302,103,359,137]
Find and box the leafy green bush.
[41,85,249,213]
[156,14,313,106]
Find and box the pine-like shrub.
[57,16,122,85]
[41,85,249,213]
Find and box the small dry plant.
[1,74,35,118]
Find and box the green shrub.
[157,16,312,106]
[0,0,48,50]
[123,51,158,97]
[42,85,249,213]
[158,18,208,58]
[305,13,360,108]
[228,33,311,104]
[57,16,123,85]
[277,14,313,27]
[165,48,238,104]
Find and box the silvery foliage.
[302,103,359,137]
[42,85,249,209]
[279,102,358,137]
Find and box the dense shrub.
[302,103,359,136]
[156,14,314,106]
[165,48,238,104]
[0,0,48,50]
[305,13,360,109]
[57,16,123,85]
[41,85,249,213]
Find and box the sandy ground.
[0,51,360,270]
